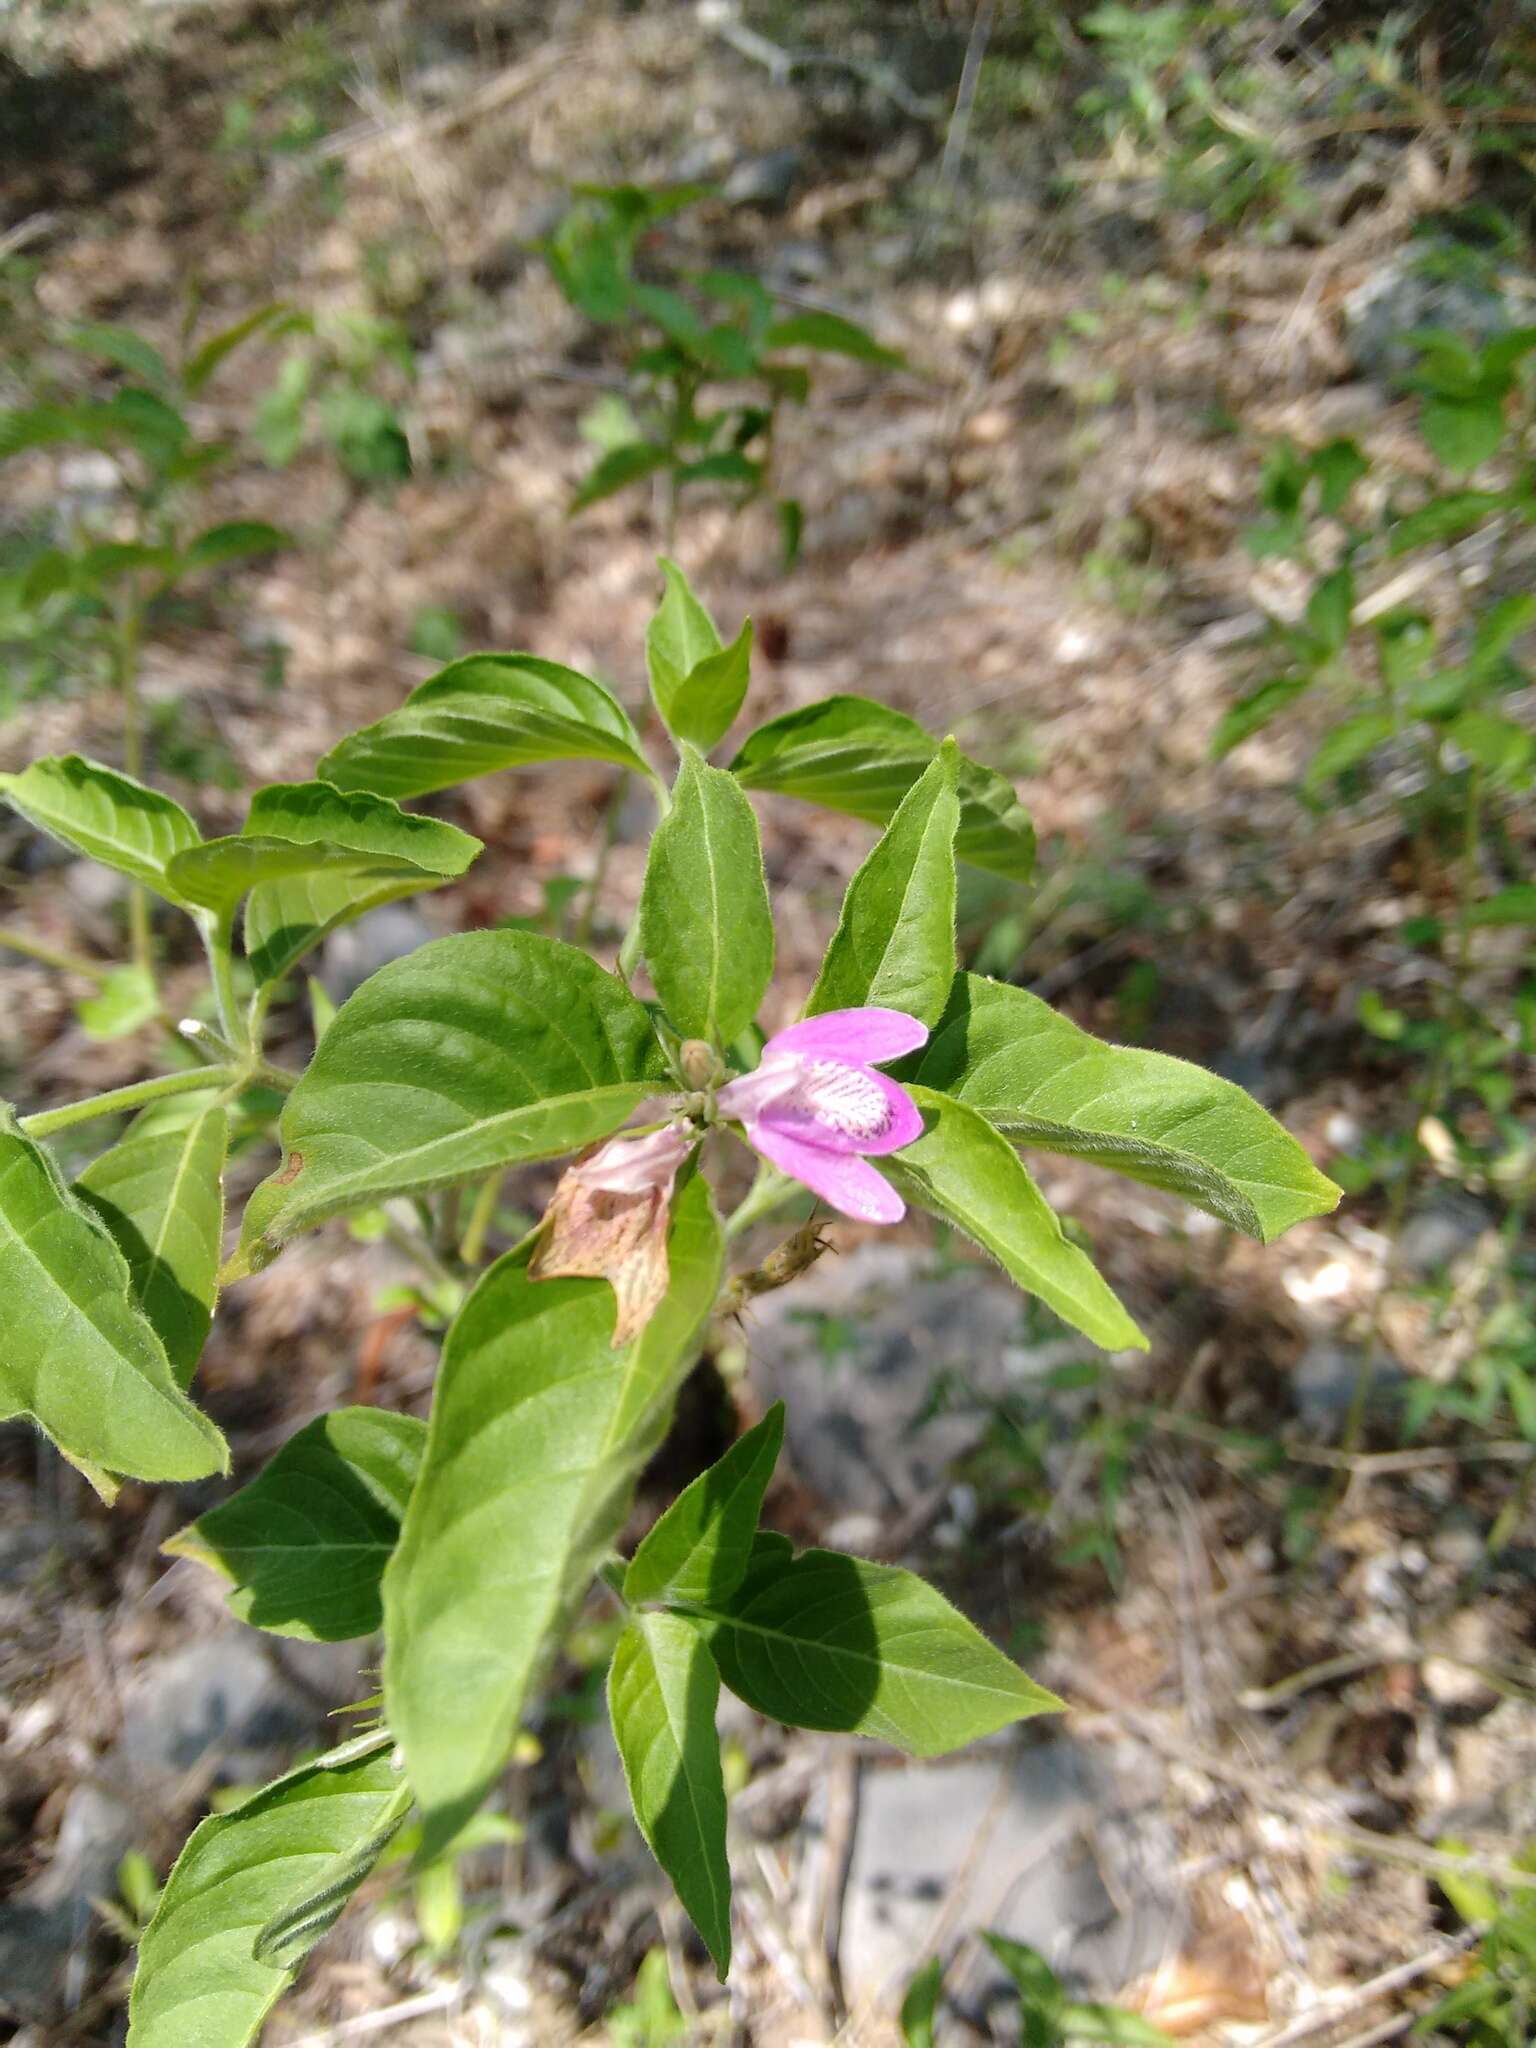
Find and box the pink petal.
[754,1061,923,1156]
[746,1120,907,1224]
[714,1057,800,1125]
[571,1124,692,1195]
[766,1007,929,1067]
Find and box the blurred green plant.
[900,1938,1171,2046]
[608,1947,690,2047]
[1217,322,1536,1500]
[541,181,903,558]
[1418,1844,1536,2045]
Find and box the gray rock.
[746,1243,1069,1517]
[320,902,440,1002]
[806,1738,1182,2015]
[723,148,802,211]
[1343,248,1530,385]
[112,1632,349,1790]
[0,1782,136,2023]
[1293,1340,1408,1437]
[1396,1192,1495,1281]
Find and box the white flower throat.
[792,1058,894,1141]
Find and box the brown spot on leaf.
[273,1151,305,1187]
[529,1163,672,1346]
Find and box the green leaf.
[1304,709,1394,790]
[1389,490,1509,555]
[1468,883,1536,926]
[77,1094,228,1387]
[685,1537,1061,1755]
[1211,673,1316,757]
[233,931,666,1273]
[571,442,670,510]
[609,1613,732,1977]
[0,755,201,904]
[984,1933,1065,2046]
[163,780,480,975]
[885,1087,1147,1351]
[731,695,1033,880]
[1474,590,1536,664]
[318,654,650,799]
[166,1408,426,1640]
[1422,392,1505,472]
[0,1105,227,1488]
[237,782,481,984]
[78,964,161,1041]
[383,1175,723,1848]
[764,312,904,367]
[0,399,136,459]
[807,745,958,1026]
[65,322,172,390]
[1305,564,1353,657]
[900,1957,944,2048]
[640,746,774,1045]
[126,1734,408,2048]
[183,303,296,394]
[1311,438,1368,517]
[1446,707,1535,779]
[625,1403,784,1607]
[645,558,753,751]
[182,521,294,572]
[912,975,1341,1241]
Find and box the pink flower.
[714,1008,928,1225]
[570,1123,694,1196]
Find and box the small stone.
[722,149,802,211]
[1396,1193,1495,1282]
[321,903,440,1003]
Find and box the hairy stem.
[723,1160,801,1240]
[20,1063,239,1138]
[198,914,249,1058]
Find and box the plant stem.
[458,1171,504,1267]
[382,1216,458,1299]
[20,1064,239,1138]
[198,914,249,1057]
[575,770,631,947]
[0,926,109,982]
[723,1161,801,1240]
[113,590,154,982]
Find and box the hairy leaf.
[687,1539,1060,1754]
[0,1106,226,1489]
[318,654,649,799]
[126,1734,408,2048]
[165,780,479,978]
[625,1403,784,1607]
[167,1408,426,1641]
[808,744,958,1025]
[609,1613,732,1976]
[233,931,666,1272]
[0,755,201,903]
[76,1093,228,1386]
[646,558,752,751]
[640,746,774,1045]
[383,1175,723,1849]
[731,696,1033,880]
[912,975,1340,1241]
[885,1087,1147,1351]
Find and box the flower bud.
[679,1039,725,1090]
